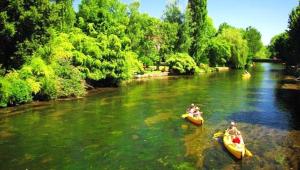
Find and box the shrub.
[53,63,86,98]
[0,71,32,107]
[38,77,58,100]
[0,77,10,107]
[166,53,199,75]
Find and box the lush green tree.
[178,6,193,53]
[204,17,217,39]
[255,46,270,59]
[287,2,300,65]
[218,28,249,68]
[158,21,179,61]
[204,37,231,67]
[162,0,182,53]
[187,0,209,64]
[162,0,182,24]
[268,33,289,61]
[0,0,59,69]
[243,26,263,59]
[78,0,129,37]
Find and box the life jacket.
[232,137,240,144]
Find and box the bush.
[0,71,32,107]
[53,63,86,98]
[38,77,58,100]
[0,78,10,107]
[166,53,199,75]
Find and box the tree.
[287,2,300,65]
[52,0,76,31]
[0,0,58,69]
[204,37,231,67]
[244,26,263,60]
[268,33,289,61]
[178,6,193,53]
[162,0,182,52]
[218,28,249,68]
[78,0,129,37]
[187,0,209,64]
[162,0,182,24]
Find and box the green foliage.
[166,53,199,75]
[163,0,183,24]
[218,22,235,33]
[268,33,289,61]
[204,37,231,67]
[0,0,64,69]
[287,2,300,65]
[53,63,86,98]
[218,28,249,68]
[187,0,211,64]
[123,51,144,78]
[159,21,179,59]
[255,46,270,59]
[0,71,32,107]
[243,26,263,60]
[0,0,269,108]
[0,77,11,107]
[78,0,129,37]
[178,6,193,53]
[20,57,58,100]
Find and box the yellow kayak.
[242,73,251,79]
[183,113,204,126]
[223,130,245,159]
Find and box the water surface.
[0,63,299,169]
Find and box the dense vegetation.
[269,1,300,66]
[0,0,266,107]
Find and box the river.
[0,63,299,169]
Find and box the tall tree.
[162,0,181,53]
[244,26,263,60]
[178,6,193,53]
[268,33,289,61]
[187,0,208,64]
[162,0,182,24]
[287,1,300,65]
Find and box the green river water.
[0,63,300,169]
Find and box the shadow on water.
[227,110,290,130]
[275,88,300,130]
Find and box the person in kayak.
[193,107,203,118]
[187,104,196,116]
[187,104,195,111]
[227,122,242,144]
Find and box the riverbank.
[278,75,300,90]
[0,66,230,117]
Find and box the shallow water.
[0,63,299,169]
